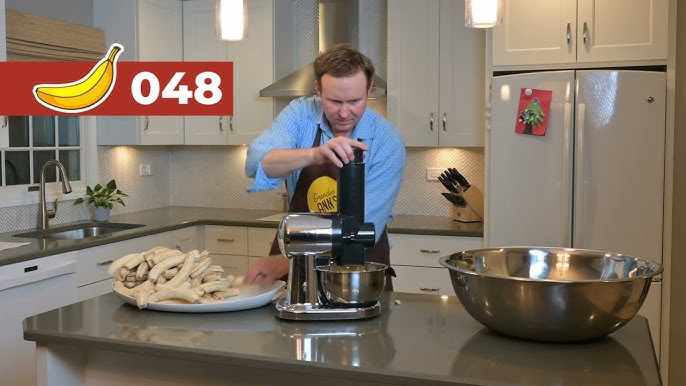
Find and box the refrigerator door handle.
[562,103,573,246]
[574,103,587,246]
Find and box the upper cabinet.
[94,0,272,146]
[94,0,184,145]
[182,0,273,146]
[492,0,669,68]
[387,0,485,147]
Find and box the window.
[0,9,105,207]
[0,116,91,207]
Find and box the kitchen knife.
[449,168,471,190]
[442,192,467,206]
[438,174,459,194]
[441,170,463,193]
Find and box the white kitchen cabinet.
[0,251,78,386]
[389,233,482,296]
[76,232,174,301]
[0,0,7,133]
[204,225,276,276]
[172,226,199,252]
[387,0,485,147]
[248,226,276,267]
[182,0,273,145]
[204,225,250,276]
[491,0,668,67]
[94,0,185,145]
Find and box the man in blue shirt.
[244,43,405,289]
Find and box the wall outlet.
[139,163,152,176]
[426,167,444,181]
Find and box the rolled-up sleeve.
[245,98,311,193]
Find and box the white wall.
[5,0,93,26]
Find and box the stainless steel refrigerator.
[487,69,665,351]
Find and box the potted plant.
[73,179,128,222]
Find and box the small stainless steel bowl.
[438,247,663,342]
[316,262,387,308]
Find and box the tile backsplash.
[0,144,483,234]
[167,146,484,217]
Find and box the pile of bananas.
[108,246,241,309]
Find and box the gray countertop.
[23,291,661,386]
[0,207,483,267]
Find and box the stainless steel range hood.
[259,0,387,98]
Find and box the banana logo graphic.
[33,43,124,113]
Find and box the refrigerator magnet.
[515,88,552,136]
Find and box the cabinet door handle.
[566,22,572,46]
[1,116,7,128]
[429,113,434,131]
[420,287,440,292]
[442,113,447,131]
[96,259,114,266]
[420,249,440,254]
[583,22,589,44]
[229,116,234,132]
[144,116,150,131]
[219,116,224,132]
[217,238,235,243]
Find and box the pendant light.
[465,0,503,28]
[217,0,247,41]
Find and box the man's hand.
[244,254,290,285]
[315,137,368,167]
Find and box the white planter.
[92,206,111,222]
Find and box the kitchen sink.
[13,222,145,240]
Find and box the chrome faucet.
[34,160,73,230]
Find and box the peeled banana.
[33,43,124,113]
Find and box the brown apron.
[269,127,394,291]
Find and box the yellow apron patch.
[307,176,337,212]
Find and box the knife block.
[451,186,484,223]
[451,205,482,223]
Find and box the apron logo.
[307,176,337,212]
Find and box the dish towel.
[0,242,31,252]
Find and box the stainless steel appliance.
[275,148,387,321]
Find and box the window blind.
[5,9,105,62]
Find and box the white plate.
[113,281,286,313]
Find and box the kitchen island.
[24,291,661,386]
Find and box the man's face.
[315,71,371,136]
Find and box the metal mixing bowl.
[438,247,663,342]
[316,262,387,308]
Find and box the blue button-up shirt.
[246,96,406,242]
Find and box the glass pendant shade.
[465,0,503,28]
[217,0,247,41]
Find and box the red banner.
[0,61,234,116]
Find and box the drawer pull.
[420,249,440,254]
[420,287,440,292]
[217,238,235,243]
[97,259,114,266]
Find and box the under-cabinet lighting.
[465,0,503,28]
[217,0,247,41]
